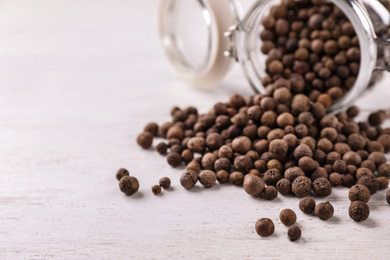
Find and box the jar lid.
[159,0,242,89]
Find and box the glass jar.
[159,0,390,113]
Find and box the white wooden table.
[0,1,390,259]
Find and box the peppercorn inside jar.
[159,0,390,113]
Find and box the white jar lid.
[159,0,242,89]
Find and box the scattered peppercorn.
[137,132,153,149]
[152,185,162,195]
[279,209,297,226]
[159,177,171,189]
[199,170,217,188]
[255,218,275,237]
[348,184,370,203]
[349,201,370,222]
[180,170,198,189]
[264,186,278,200]
[119,176,139,196]
[299,197,316,214]
[116,168,129,181]
[292,176,312,197]
[287,225,302,242]
[315,201,334,220]
[243,174,265,196]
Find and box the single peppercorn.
[119,176,139,196]
[378,163,390,178]
[255,218,275,237]
[276,178,291,195]
[198,170,217,188]
[329,172,342,186]
[312,178,332,197]
[159,177,171,189]
[180,170,198,189]
[348,184,370,203]
[230,171,244,185]
[357,175,379,195]
[217,170,229,184]
[187,137,205,153]
[292,176,312,198]
[377,177,389,190]
[299,197,316,214]
[263,186,278,200]
[137,132,153,149]
[349,201,370,222]
[264,169,282,186]
[152,185,162,195]
[315,201,334,220]
[279,209,297,226]
[243,174,265,196]
[166,152,182,167]
[287,225,301,242]
[234,155,253,174]
[116,168,129,181]
[156,142,168,155]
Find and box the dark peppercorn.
[166,152,182,167]
[156,142,168,155]
[119,176,139,196]
[137,132,153,149]
[279,209,297,226]
[116,168,129,181]
[378,163,390,178]
[263,186,278,200]
[217,170,229,184]
[152,185,162,195]
[343,174,355,188]
[349,184,370,203]
[159,177,171,189]
[284,166,305,182]
[292,176,312,197]
[288,225,302,242]
[199,170,217,188]
[356,168,374,180]
[276,178,291,195]
[187,137,205,153]
[269,139,289,160]
[299,197,316,214]
[264,169,282,186]
[232,136,252,154]
[144,122,159,136]
[329,172,342,186]
[377,177,389,190]
[315,201,334,220]
[255,218,275,237]
[349,201,370,222]
[299,156,317,172]
[357,175,379,195]
[312,178,332,197]
[187,160,201,173]
[243,174,265,196]
[234,155,253,174]
[180,170,198,189]
[230,171,244,185]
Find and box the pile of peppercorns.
[131,90,390,241]
[260,0,360,108]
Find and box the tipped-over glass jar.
[159,0,390,113]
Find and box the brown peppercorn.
[343,174,355,188]
[255,218,275,237]
[214,158,231,173]
[357,175,379,195]
[187,137,205,153]
[356,167,373,180]
[329,172,342,186]
[166,125,184,140]
[284,166,305,183]
[205,133,223,151]
[267,159,283,172]
[187,160,201,173]
[377,177,389,190]
[166,152,182,167]
[294,144,313,160]
[218,145,233,159]
[229,94,245,109]
[368,151,386,168]
[299,156,317,172]
[264,169,282,186]
[119,176,139,196]
[137,132,153,149]
[116,168,129,181]
[291,94,311,115]
[243,174,265,196]
[349,184,370,203]
[299,197,316,214]
[234,155,253,174]
[333,160,347,174]
[263,186,278,200]
[275,18,289,35]
[311,167,329,182]
[378,163,390,178]
[201,153,217,170]
[317,138,333,153]
[152,185,162,195]
[156,142,168,155]
[269,139,289,161]
[378,134,390,152]
[232,136,252,154]
[288,225,302,242]
[343,151,362,166]
[180,170,198,189]
[280,209,297,226]
[144,122,159,136]
[315,201,334,220]
[159,177,171,189]
[276,178,291,195]
[292,176,312,197]
[277,113,295,128]
[181,149,194,164]
[170,144,183,154]
[198,170,217,188]
[158,122,174,138]
[349,201,370,222]
[216,170,229,184]
[348,133,366,151]
[268,60,284,74]
[313,178,332,197]
[230,171,244,185]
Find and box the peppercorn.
[349,201,370,222]
[214,158,232,173]
[287,225,302,242]
[368,151,386,168]
[234,155,253,174]
[378,134,390,152]
[137,132,153,149]
[170,144,183,154]
[159,177,171,189]
[313,177,332,197]
[152,185,162,195]
[356,167,374,180]
[187,160,201,173]
[267,159,283,172]
[294,144,313,160]
[180,170,198,189]
[377,177,389,190]
[263,186,278,200]
[198,170,217,188]
[378,163,390,178]
[311,167,329,182]
[166,152,182,167]
[116,168,129,181]
[187,137,205,153]
[299,197,316,214]
[230,171,244,185]
[315,201,334,220]
[264,169,282,186]
[144,122,159,136]
[279,209,297,226]
[343,151,362,166]
[156,142,168,155]
[357,175,379,195]
[255,218,275,237]
[292,176,312,197]
[119,176,139,196]
[269,139,289,160]
[284,166,305,182]
[243,174,265,196]
[291,94,311,115]
[276,178,291,195]
[217,170,229,183]
[232,136,252,154]
[299,156,317,172]
[329,172,342,186]
[360,160,376,172]
[348,184,370,203]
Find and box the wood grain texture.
[0,1,390,259]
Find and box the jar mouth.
[236,0,378,113]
